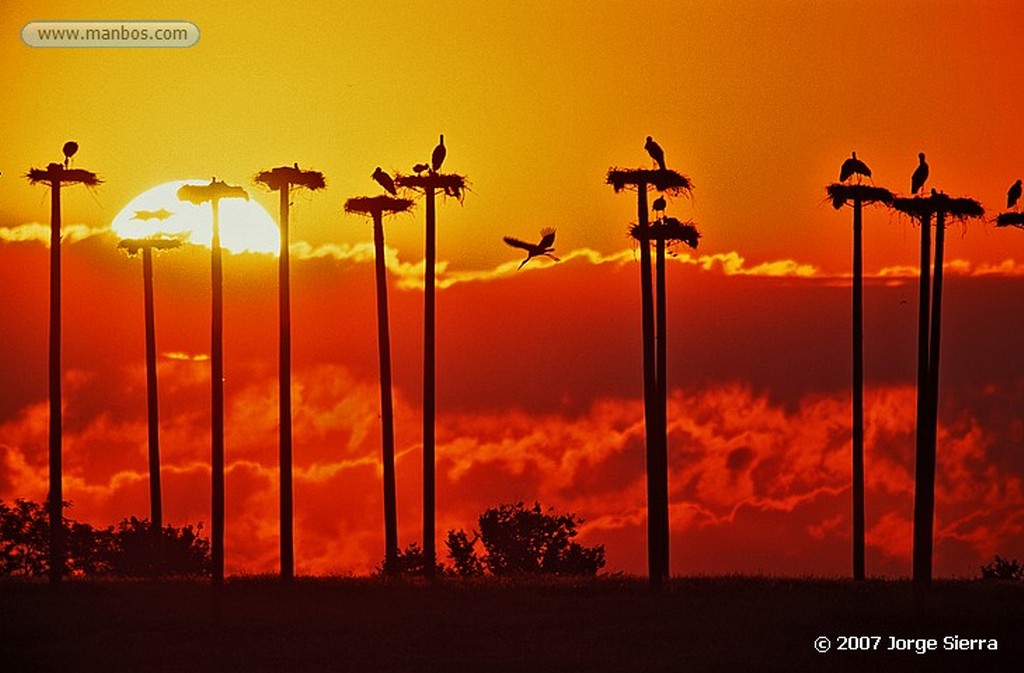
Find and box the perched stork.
[1007,179,1022,210]
[652,195,667,217]
[839,151,872,182]
[431,134,446,172]
[503,228,560,270]
[911,152,929,195]
[413,163,430,174]
[644,136,666,170]
[372,167,397,195]
[62,140,79,169]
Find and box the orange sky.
[1,1,1023,577]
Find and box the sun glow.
[111,180,279,254]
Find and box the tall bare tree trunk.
[912,212,933,588]
[851,198,865,581]
[636,185,663,591]
[916,209,946,588]
[371,212,399,574]
[278,187,295,582]
[211,199,225,597]
[142,247,164,570]
[423,185,437,578]
[48,178,64,585]
[654,231,670,582]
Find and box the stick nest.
[344,195,415,216]
[891,193,984,221]
[177,181,249,205]
[117,237,184,255]
[995,212,1024,229]
[255,166,327,192]
[606,168,692,195]
[630,217,700,249]
[825,184,894,210]
[394,172,467,200]
[26,164,101,187]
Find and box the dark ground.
[1,576,1021,672]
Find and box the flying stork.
[911,152,929,195]
[503,228,560,270]
[62,141,78,169]
[431,134,446,172]
[644,136,666,170]
[372,167,397,195]
[1007,179,1022,210]
[839,151,872,182]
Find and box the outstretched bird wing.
[503,236,533,251]
[538,228,556,248]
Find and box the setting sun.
[111,180,279,254]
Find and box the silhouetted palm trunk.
[48,175,63,585]
[371,211,399,573]
[142,247,164,567]
[255,165,324,583]
[915,208,948,587]
[345,194,413,575]
[653,224,670,582]
[851,197,865,581]
[423,185,437,577]
[635,185,664,590]
[29,159,100,585]
[277,187,295,582]
[211,198,225,595]
[912,211,933,587]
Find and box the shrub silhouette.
[0,499,210,577]
[373,541,445,578]
[447,502,605,577]
[980,555,1023,581]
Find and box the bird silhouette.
[372,167,397,195]
[839,151,872,182]
[503,228,560,270]
[132,208,174,221]
[652,195,666,217]
[644,136,666,170]
[413,163,430,174]
[62,141,78,169]
[431,134,446,172]
[911,152,929,195]
[1007,179,1022,210]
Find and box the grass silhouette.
[2,576,1021,672]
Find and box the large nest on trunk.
[177,181,249,205]
[26,163,101,187]
[117,237,183,256]
[255,165,326,192]
[995,212,1024,229]
[630,217,700,249]
[825,183,894,210]
[394,172,467,201]
[606,168,692,195]
[344,195,415,217]
[891,193,984,221]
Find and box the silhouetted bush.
[0,499,210,578]
[980,555,1023,581]
[373,541,445,578]
[446,501,605,577]
[106,517,211,578]
[445,529,484,577]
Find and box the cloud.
[0,222,109,245]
